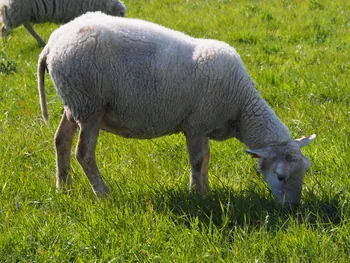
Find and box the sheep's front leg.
[23,22,46,47]
[185,135,210,195]
[75,113,109,197]
[55,111,77,191]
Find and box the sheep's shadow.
[148,188,344,230]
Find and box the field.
[0,0,349,262]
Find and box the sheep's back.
[24,0,113,23]
[46,13,252,137]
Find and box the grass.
[0,0,349,261]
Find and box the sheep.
[37,12,316,207]
[0,0,126,46]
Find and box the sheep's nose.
[277,173,285,182]
[281,201,299,211]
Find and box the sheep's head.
[108,0,127,17]
[246,134,316,207]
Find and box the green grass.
[0,0,349,261]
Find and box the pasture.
[0,0,349,261]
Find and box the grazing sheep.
[37,12,316,206]
[0,0,126,46]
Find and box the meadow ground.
[0,0,349,262]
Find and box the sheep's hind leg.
[75,112,109,197]
[55,110,77,192]
[23,22,46,47]
[185,135,210,196]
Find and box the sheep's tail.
[37,48,49,122]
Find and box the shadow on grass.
[148,187,345,230]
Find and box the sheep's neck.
[238,94,291,149]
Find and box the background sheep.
[0,0,126,46]
[37,12,315,207]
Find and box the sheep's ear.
[295,134,316,148]
[114,1,126,14]
[245,148,274,159]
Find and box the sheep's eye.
[285,154,293,161]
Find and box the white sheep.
[37,12,316,207]
[0,0,126,46]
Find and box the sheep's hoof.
[55,186,73,195]
[94,185,110,198]
[190,184,210,197]
[1,27,8,37]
